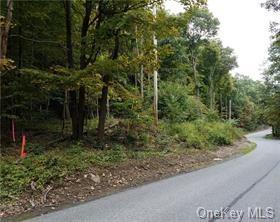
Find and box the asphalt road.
[26,129,280,222]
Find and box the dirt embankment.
[1,138,252,221]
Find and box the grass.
[162,120,244,149]
[265,134,280,140]
[0,142,168,202]
[241,143,257,155]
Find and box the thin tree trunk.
[209,74,213,110]
[191,52,199,98]
[31,26,34,66]
[148,72,151,93]
[76,0,93,139]
[225,98,228,119]
[62,90,66,134]
[62,90,70,134]
[134,74,137,88]
[65,0,79,139]
[134,25,139,89]
[139,33,144,98]
[96,97,99,118]
[220,94,223,116]
[140,64,144,98]
[229,99,232,120]
[78,86,86,137]
[209,71,215,110]
[153,5,158,126]
[65,91,70,119]
[46,99,49,112]
[106,96,110,118]
[69,91,78,138]
[98,75,109,142]
[98,32,119,142]
[0,0,13,59]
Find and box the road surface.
[26,129,280,222]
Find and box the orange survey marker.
[20,134,27,158]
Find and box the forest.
[0,0,279,217]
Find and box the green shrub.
[206,122,234,145]
[159,82,208,122]
[163,120,243,149]
[26,143,44,155]
[204,110,220,122]
[111,99,140,119]
[94,145,127,165]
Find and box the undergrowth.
[162,119,243,149]
[0,143,165,202]
[1,119,243,203]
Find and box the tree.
[0,0,13,59]
[198,41,237,110]
[263,0,280,137]
[183,7,219,97]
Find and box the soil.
[1,138,252,221]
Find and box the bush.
[166,122,209,148]
[110,116,154,147]
[159,82,208,122]
[163,120,243,149]
[26,143,44,155]
[205,122,238,145]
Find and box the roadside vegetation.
[1,0,279,213]
[241,143,257,155]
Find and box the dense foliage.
[1,0,275,202]
[1,0,270,144]
[263,0,280,137]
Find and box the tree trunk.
[153,5,158,126]
[75,0,93,139]
[209,74,213,110]
[148,72,151,94]
[209,67,216,110]
[69,91,79,139]
[65,91,70,119]
[140,64,144,98]
[0,0,13,59]
[191,52,199,98]
[65,0,93,140]
[97,32,119,142]
[97,75,109,141]
[134,26,139,89]
[106,96,110,118]
[220,94,223,116]
[77,86,86,137]
[140,35,144,99]
[96,97,99,118]
[65,0,79,139]
[225,98,228,119]
[229,99,232,120]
